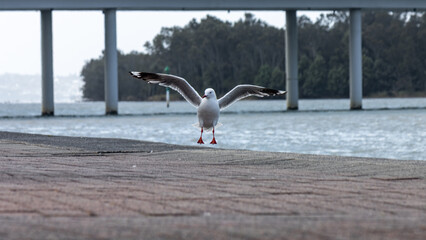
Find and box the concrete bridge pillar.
[285,10,299,110]
[41,10,54,116]
[103,9,118,115]
[349,9,363,110]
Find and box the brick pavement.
[0,131,425,239]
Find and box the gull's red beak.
[202,95,206,98]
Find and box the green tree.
[81,56,104,101]
[81,11,426,101]
[302,54,327,98]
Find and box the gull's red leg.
[210,128,217,144]
[197,128,204,144]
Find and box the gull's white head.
[202,88,216,99]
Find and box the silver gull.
[129,71,287,144]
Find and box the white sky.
[0,10,326,76]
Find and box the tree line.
[81,11,426,101]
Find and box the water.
[0,98,425,161]
[0,74,83,103]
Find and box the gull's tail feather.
[192,123,223,132]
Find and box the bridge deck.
[1,0,426,10]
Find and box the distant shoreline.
[100,94,426,102]
[1,96,426,104]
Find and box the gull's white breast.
[197,98,220,130]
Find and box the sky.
[0,10,326,76]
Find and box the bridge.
[2,0,426,115]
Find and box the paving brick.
[0,131,425,240]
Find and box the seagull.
[129,71,286,144]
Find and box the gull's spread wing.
[218,84,286,110]
[130,71,202,107]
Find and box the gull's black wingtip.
[261,88,287,96]
[129,71,163,81]
[129,71,142,78]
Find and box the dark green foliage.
[254,64,285,90]
[81,57,104,101]
[81,11,426,100]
